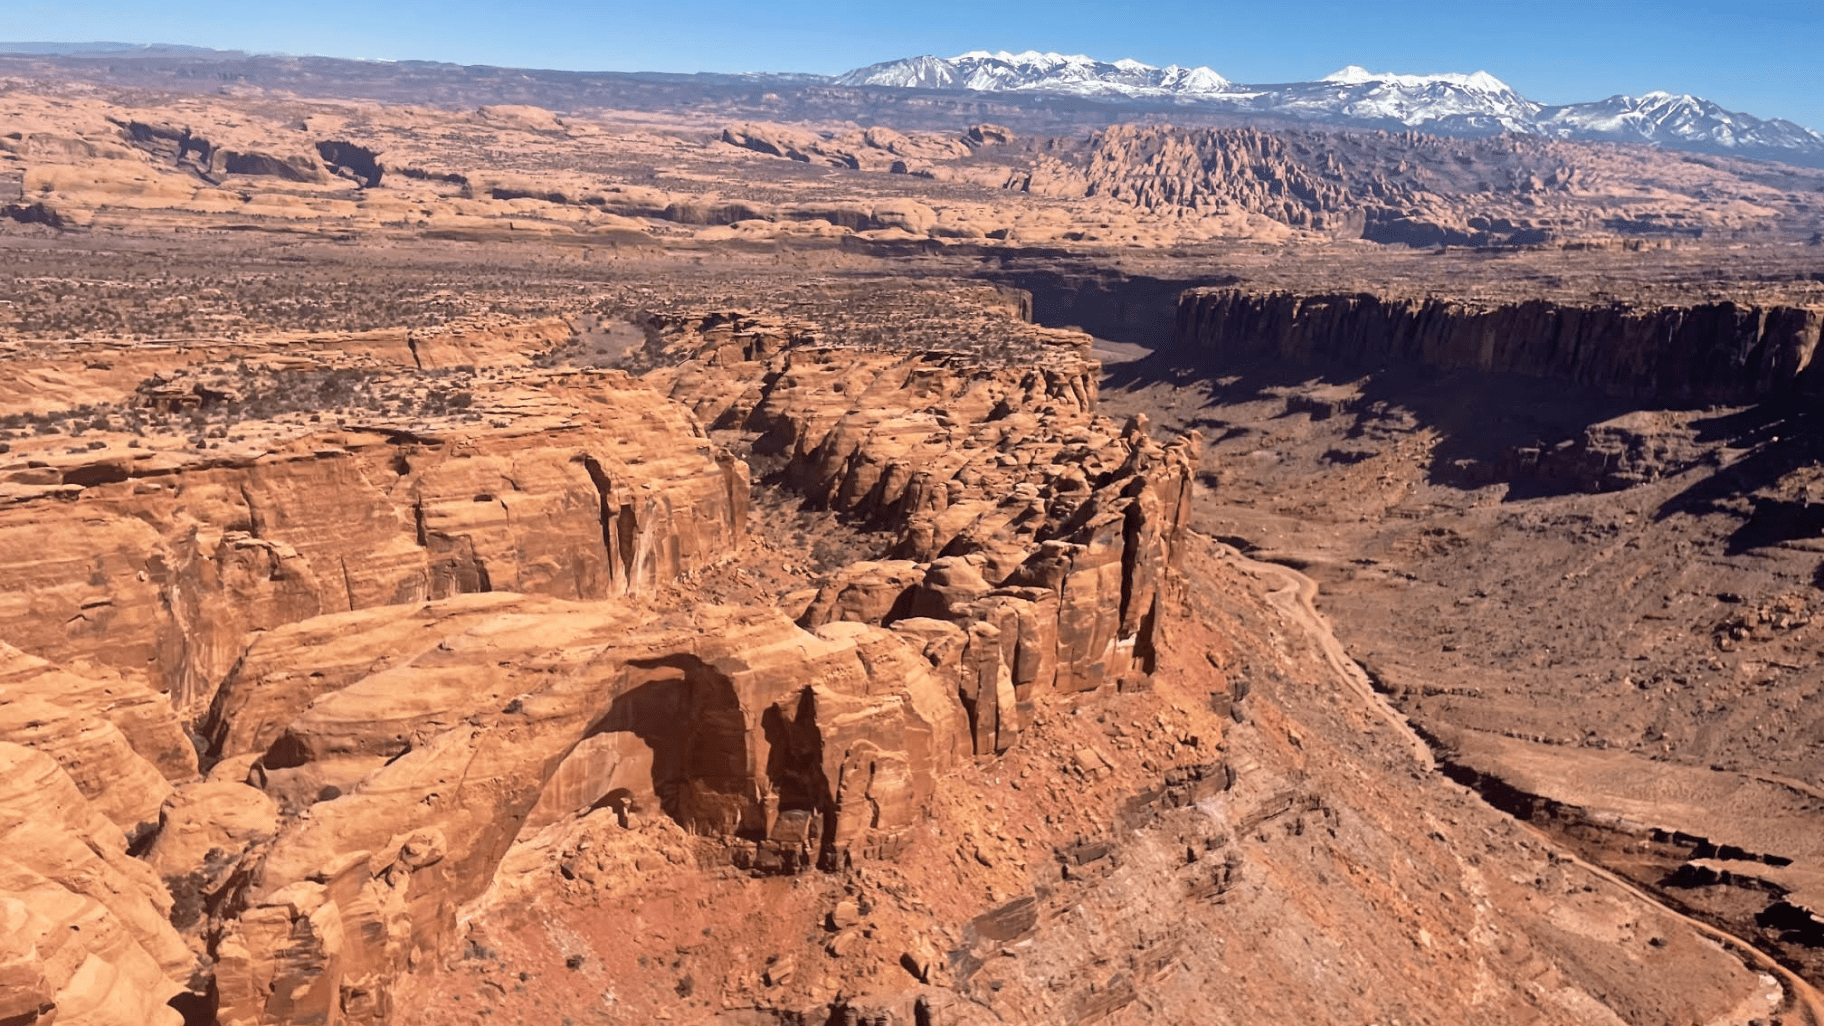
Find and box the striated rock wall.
[1077,126,1363,232]
[2,595,970,1026]
[1177,287,1824,402]
[113,118,328,184]
[0,389,747,721]
[0,742,196,1026]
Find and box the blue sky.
[4,0,1819,130]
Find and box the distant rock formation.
[1178,287,1824,402]
[720,121,970,173]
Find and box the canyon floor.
[2,61,1824,1026]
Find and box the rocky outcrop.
[144,598,962,1026]
[0,279,1204,1026]
[161,301,1198,1025]
[0,371,755,1026]
[994,125,1574,243]
[981,124,1824,244]
[0,742,196,1026]
[644,306,1197,749]
[1078,126,1362,231]
[0,385,747,720]
[1,201,65,228]
[1494,410,1712,492]
[113,119,325,184]
[721,121,971,173]
[0,642,195,839]
[647,191,939,233]
[315,141,382,188]
[1177,287,1824,402]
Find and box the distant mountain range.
[3,41,1819,167]
[837,51,1824,164]
[0,40,226,56]
[834,50,1235,100]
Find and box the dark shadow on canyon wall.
[974,261,1234,349]
[976,258,1824,541]
[1101,347,1664,501]
[595,655,751,835]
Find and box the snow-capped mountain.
[1259,66,1540,134]
[1537,91,1824,157]
[834,51,1824,165]
[835,50,1232,100]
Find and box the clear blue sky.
[4,0,1819,130]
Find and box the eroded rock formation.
[1178,287,1824,402]
[0,388,747,719]
[643,307,1197,721]
[187,599,976,1026]
[0,285,1205,1025]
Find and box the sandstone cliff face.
[0,267,1799,1026]
[155,304,1195,1024]
[185,599,966,1026]
[0,742,195,1026]
[983,124,1824,245]
[1076,126,1363,232]
[113,118,328,185]
[0,642,193,839]
[0,367,757,1025]
[0,389,748,721]
[0,280,1205,1026]
[1178,287,1824,402]
[721,121,971,174]
[644,307,1198,746]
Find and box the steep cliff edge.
[0,273,1804,1026]
[0,379,748,721]
[1177,287,1824,402]
[0,281,1208,1026]
[643,306,1195,738]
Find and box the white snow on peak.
[954,50,1100,68]
[840,49,1231,98]
[1321,65,1376,85]
[831,49,1824,160]
[1322,66,1515,93]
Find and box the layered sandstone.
[6,76,1821,248]
[643,305,1197,745]
[185,598,967,1026]
[4,233,1814,1026]
[0,742,196,1026]
[175,304,1196,1025]
[0,380,747,719]
[0,361,761,1025]
[1177,287,1824,402]
[0,270,1209,1026]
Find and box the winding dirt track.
[1208,535,1824,1026]
[1239,547,1436,772]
